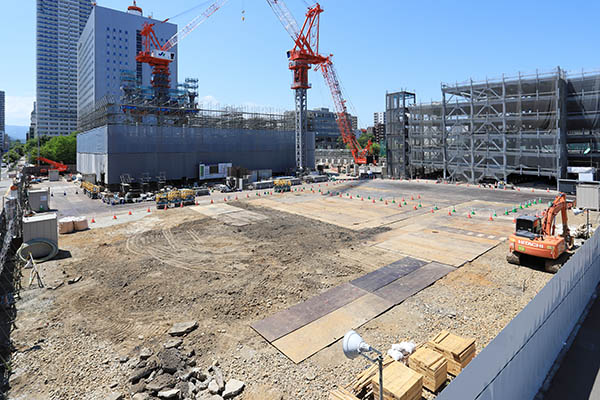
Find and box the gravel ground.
[7,200,557,400]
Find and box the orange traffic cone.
[413,205,417,210]
[224,198,227,202]
[128,210,132,215]
[398,203,402,208]
[418,194,421,199]
[385,200,388,205]
[180,202,183,208]
[546,188,549,193]
[468,213,472,219]
[411,196,414,200]
[113,215,117,220]
[210,199,214,204]
[531,189,534,193]
[164,204,167,210]
[489,215,494,221]
[350,195,353,199]
[246,194,249,198]
[448,210,452,216]
[195,201,198,205]
[513,217,516,223]
[91,217,95,223]
[361,197,364,201]
[431,208,434,213]
[372,199,375,203]
[235,195,238,200]
[147,207,151,213]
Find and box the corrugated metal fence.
[437,229,600,400]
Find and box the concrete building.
[0,90,4,134]
[303,107,358,150]
[77,4,177,124]
[36,0,93,137]
[386,68,600,184]
[28,102,37,142]
[374,111,385,125]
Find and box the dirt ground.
[7,184,577,399]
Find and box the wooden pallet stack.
[407,347,447,392]
[371,361,423,400]
[346,356,396,398]
[329,388,360,400]
[425,330,476,376]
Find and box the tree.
[39,133,77,164]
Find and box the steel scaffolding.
[385,67,600,183]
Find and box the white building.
[374,111,386,125]
[77,3,178,123]
[36,0,93,137]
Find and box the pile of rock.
[127,321,245,400]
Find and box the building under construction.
[386,67,600,184]
[76,71,303,186]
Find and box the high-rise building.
[374,111,385,125]
[28,102,37,142]
[36,0,93,137]
[0,90,5,134]
[77,4,178,123]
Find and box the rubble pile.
[126,322,245,400]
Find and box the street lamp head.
[342,330,371,359]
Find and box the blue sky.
[2,0,600,127]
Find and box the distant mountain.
[4,125,29,142]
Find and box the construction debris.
[407,347,447,392]
[425,331,476,376]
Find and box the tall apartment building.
[374,111,385,125]
[36,0,93,137]
[0,90,5,134]
[77,4,177,123]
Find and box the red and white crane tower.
[134,0,228,101]
[266,0,374,169]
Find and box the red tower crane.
[266,0,373,168]
[134,0,228,101]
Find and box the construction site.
[5,1,600,400]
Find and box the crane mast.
[135,0,228,102]
[266,0,373,168]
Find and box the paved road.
[542,291,600,400]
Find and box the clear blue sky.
[2,0,599,127]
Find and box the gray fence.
[437,229,600,400]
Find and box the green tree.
[39,133,77,164]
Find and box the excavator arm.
[542,193,572,244]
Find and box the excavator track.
[506,251,521,265]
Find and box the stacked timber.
[347,356,396,398]
[329,388,360,400]
[371,361,422,400]
[426,330,476,376]
[407,347,447,392]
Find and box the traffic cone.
[411,196,414,200]
[224,198,227,202]
[413,205,417,210]
[385,200,388,205]
[513,217,516,223]
[448,210,452,216]
[128,210,132,215]
[164,204,167,210]
[113,214,117,220]
[180,202,183,208]
[350,195,353,199]
[372,199,375,203]
[547,188,549,193]
[398,203,402,208]
[147,208,151,212]
[468,213,472,219]
[431,208,434,213]
[418,194,421,199]
[91,217,95,223]
[518,188,521,191]
[489,215,494,221]
[452,207,456,213]
[195,201,198,205]
[361,197,364,201]
[211,199,214,204]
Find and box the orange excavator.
[507,193,574,272]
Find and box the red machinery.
[507,193,574,272]
[134,0,228,100]
[36,157,68,172]
[266,1,374,167]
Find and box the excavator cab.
[515,215,542,240]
